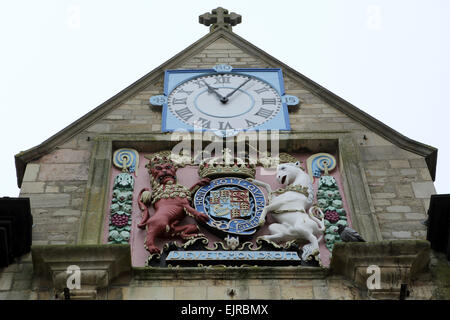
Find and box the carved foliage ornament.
[307,153,346,253]
[109,149,139,244]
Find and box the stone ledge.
[32,244,131,292]
[329,240,430,299]
[132,265,328,281]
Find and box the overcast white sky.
[1,0,449,196]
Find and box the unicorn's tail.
[308,206,325,232]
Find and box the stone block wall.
[0,253,35,300]
[179,38,270,69]
[359,141,435,240]
[112,278,363,300]
[19,150,90,245]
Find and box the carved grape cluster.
[324,210,339,223]
[111,214,129,228]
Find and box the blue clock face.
[167,73,282,131]
[152,66,295,134]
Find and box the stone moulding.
[132,265,328,281]
[330,240,430,298]
[32,244,131,292]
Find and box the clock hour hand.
[203,81,226,101]
[221,78,251,103]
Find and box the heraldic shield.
[194,177,266,236]
[209,189,251,219]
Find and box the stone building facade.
[1,8,448,300]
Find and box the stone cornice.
[329,240,430,299]
[32,244,131,292]
[133,265,328,281]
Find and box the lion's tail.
[137,188,151,229]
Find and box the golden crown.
[198,148,256,179]
[144,150,195,171]
[257,152,303,169]
[144,151,175,170]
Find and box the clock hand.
[221,78,251,103]
[203,81,226,101]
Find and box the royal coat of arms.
[191,149,266,237]
[134,148,327,267]
[194,177,266,237]
[209,189,251,219]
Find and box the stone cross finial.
[199,7,242,32]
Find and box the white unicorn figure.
[250,161,325,261]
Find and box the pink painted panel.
[103,152,352,267]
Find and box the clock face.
[167,73,282,131]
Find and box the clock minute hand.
[221,78,251,103]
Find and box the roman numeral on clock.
[219,121,233,130]
[193,80,207,88]
[177,88,193,95]
[261,98,277,105]
[245,119,258,127]
[174,107,193,121]
[214,76,231,84]
[172,97,187,105]
[254,87,269,94]
[255,107,274,119]
[194,117,211,129]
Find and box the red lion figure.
[137,152,210,254]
